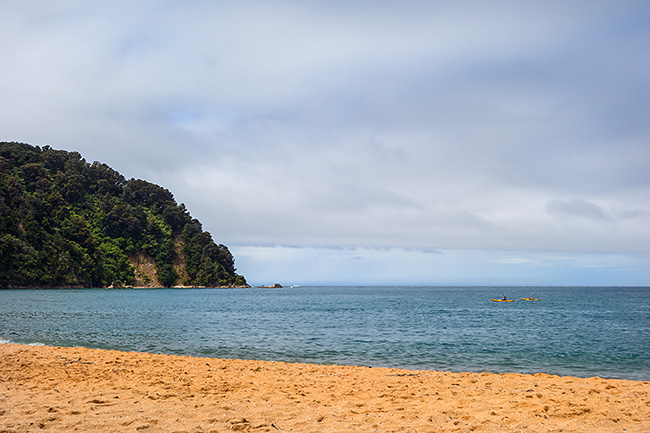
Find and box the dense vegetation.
[0,142,248,288]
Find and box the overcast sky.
[2,1,649,286]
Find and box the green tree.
[0,141,246,288]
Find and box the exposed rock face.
[131,253,160,287]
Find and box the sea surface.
[1,286,648,381]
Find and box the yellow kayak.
[520,298,540,301]
[491,298,514,302]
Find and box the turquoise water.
[1,286,648,380]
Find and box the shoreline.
[1,344,648,432]
[0,285,252,290]
[2,340,646,382]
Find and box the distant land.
[0,142,248,289]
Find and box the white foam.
[0,338,44,346]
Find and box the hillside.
[0,142,248,288]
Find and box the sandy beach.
[1,344,648,432]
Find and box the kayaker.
[502,295,506,301]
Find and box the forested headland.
[0,142,248,288]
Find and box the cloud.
[1,1,649,284]
[546,199,612,222]
[231,246,650,286]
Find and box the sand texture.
[1,344,648,432]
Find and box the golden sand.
[1,344,648,432]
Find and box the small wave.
[0,338,45,346]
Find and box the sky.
[1,1,649,286]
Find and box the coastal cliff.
[0,142,248,288]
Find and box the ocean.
[1,286,648,381]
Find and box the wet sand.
[1,343,648,432]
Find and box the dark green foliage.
[180,219,238,287]
[124,179,175,214]
[0,142,247,288]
